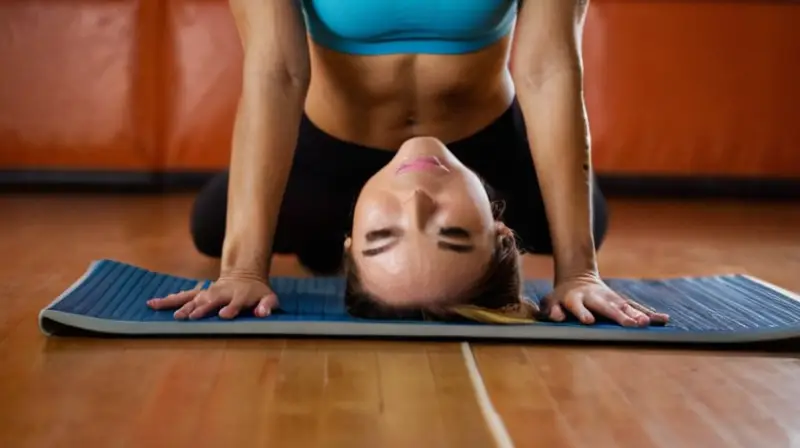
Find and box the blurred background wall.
[1,0,798,195]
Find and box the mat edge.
[742,275,800,302]
[38,260,103,336]
[37,309,800,344]
[38,260,800,341]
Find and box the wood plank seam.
[460,342,514,448]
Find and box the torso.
[299,0,519,150]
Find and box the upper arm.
[510,0,588,84]
[229,0,310,86]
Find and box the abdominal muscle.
[302,35,516,151]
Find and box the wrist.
[553,247,598,284]
[220,235,271,281]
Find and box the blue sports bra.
[299,0,518,56]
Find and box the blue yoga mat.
[38,259,800,343]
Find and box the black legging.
[191,99,609,274]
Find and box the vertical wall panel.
[161,0,241,171]
[0,0,160,170]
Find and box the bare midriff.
[303,35,516,151]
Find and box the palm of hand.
[540,274,669,327]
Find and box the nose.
[405,189,436,230]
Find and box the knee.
[592,182,609,250]
[190,206,223,258]
[189,173,229,258]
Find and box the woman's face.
[347,136,498,307]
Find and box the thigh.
[189,115,381,260]
[189,168,355,259]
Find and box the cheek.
[352,183,398,232]
[444,176,495,226]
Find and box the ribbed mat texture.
[40,260,800,337]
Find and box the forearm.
[515,67,598,281]
[221,70,309,278]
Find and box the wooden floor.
[1,193,799,447]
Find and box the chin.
[395,136,453,158]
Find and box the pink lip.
[396,156,448,174]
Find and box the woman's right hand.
[147,275,278,320]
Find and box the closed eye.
[438,227,473,252]
[361,227,401,256]
[437,241,474,253]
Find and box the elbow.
[241,50,311,95]
[275,66,311,93]
[256,63,311,94]
[511,57,582,95]
[276,54,311,91]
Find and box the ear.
[343,236,352,251]
[494,221,513,238]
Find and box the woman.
[147,0,669,327]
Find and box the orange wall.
[1,0,798,177]
[0,0,162,171]
[583,0,800,176]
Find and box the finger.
[627,300,670,325]
[563,291,595,324]
[188,292,223,320]
[147,289,199,309]
[619,301,651,327]
[218,299,245,320]
[547,302,566,322]
[254,294,279,318]
[585,293,639,327]
[174,299,198,320]
[538,294,564,321]
[618,294,670,324]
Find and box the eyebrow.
[360,227,475,257]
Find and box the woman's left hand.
[540,272,670,327]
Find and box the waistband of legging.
[292,97,522,178]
